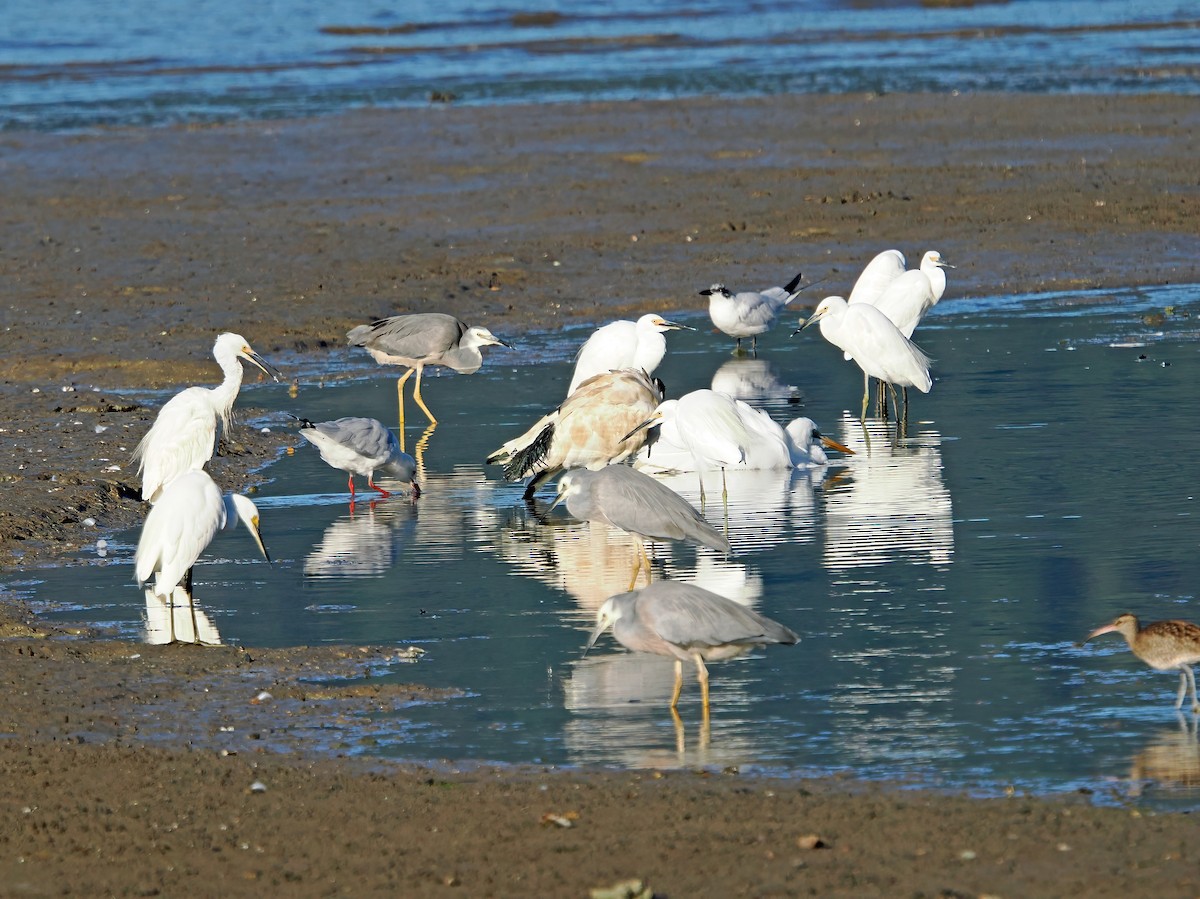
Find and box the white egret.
[551,465,732,589]
[700,271,803,353]
[567,314,692,395]
[796,296,932,421]
[872,250,953,339]
[1082,614,1200,714]
[585,580,798,712]
[132,332,279,504]
[347,312,512,426]
[134,469,270,600]
[489,368,663,499]
[847,249,906,306]
[297,416,420,500]
[633,391,852,476]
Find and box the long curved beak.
[817,433,855,456]
[1081,622,1118,644]
[548,490,567,512]
[243,350,284,383]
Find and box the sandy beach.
[2,92,1200,895]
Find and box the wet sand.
[2,93,1199,895]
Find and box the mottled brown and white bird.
[488,368,663,499]
[1082,613,1200,713]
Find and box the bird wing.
[569,321,636,393]
[348,313,466,358]
[873,271,934,338]
[640,584,797,648]
[135,473,223,593]
[132,386,218,503]
[595,467,730,552]
[553,371,660,471]
[848,249,906,305]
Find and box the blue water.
[15,283,1200,809]
[2,0,1198,131]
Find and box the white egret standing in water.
[796,296,932,422]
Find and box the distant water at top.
[2,0,1198,132]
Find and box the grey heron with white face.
[550,464,731,590]
[347,312,512,427]
[586,580,799,712]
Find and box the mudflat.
[1,93,1198,896]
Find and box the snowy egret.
[796,296,932,421]
[633,391,852,476]
[568,314,692,395]
[132,332,279,504]
[489,368,663,499]
[347,313,512,426]
[297,416,419,500]
[550,465,731,589]
[585,580,798,712]
[700,271,803,353]
[1082,614,1200,714]
[134,469,270,600]
[847,249,906,306]
[873,250,953,339]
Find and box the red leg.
[347,475,356,496]
[367,476,391,498]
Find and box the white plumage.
[134,470,269,598]
[132,332,277,503]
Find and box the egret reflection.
[143,586,222,645]
[709,357,795,403]
[822,414,953,571]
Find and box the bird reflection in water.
[496,500,756,616]
[1127,714,1200,798]
[143,586,221,646]
[304,496,419,579]
[822,414,953,571]
[708,357,796,404]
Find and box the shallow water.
[3,0,1199,131]
[15,283,1200,807]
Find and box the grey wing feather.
[347,313,467,357]
[596,467,730,552]
[314,417,395,459]
[641,583,798,647]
